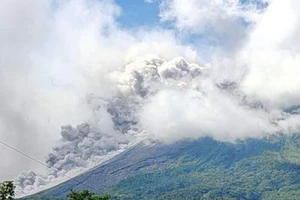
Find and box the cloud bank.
[0,0,199,183]
[159,0,268,50]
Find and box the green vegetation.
[66,189,110,200]
[22,134,300,199]
[0,181,15,200]
[101,135,300,200]
[21,190,110,200]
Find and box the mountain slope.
[22,134,300,199]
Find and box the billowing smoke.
[1,0,300,197]
[0,0,199,184]
[15,54,300,196]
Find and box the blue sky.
[114,0,267,29]
[114,0,213,57]
[115,0,161,28]
[112,0,267,57]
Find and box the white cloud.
[0,0,201,188]
[160,0,300,110]
[139,88,276,143]
[240,0,300,108]
[159,0,266,50]
[159,0,265,32]
[0,0,123,181]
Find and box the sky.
[115,0,160,28]
[1,0,300,196]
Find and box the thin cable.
[0,140,49,169]
[0,139,102,194]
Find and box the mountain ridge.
[21,134,300,199]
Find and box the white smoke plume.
[0,0,199,183]
[1,0,300,197]
[15,54,300,196]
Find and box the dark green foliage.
[102,135,300,199]
[22,135,300,200]
[66,189,110,200]
[0,181,15,200]
[21,190,110,200]
[21,198,61,200]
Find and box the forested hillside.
[22,134,300,200]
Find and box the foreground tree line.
[0,181,110,200]
[0,181,15,200]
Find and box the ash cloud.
[15,121,132,194]
[16,53,300,195]
[0,0,199,184]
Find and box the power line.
[0,140,49,170]
[0,139,103,195]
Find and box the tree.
[0,181,15,200]
[67,189,110,200]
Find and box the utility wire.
[0,140,49,170]
[0,139,103,195]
